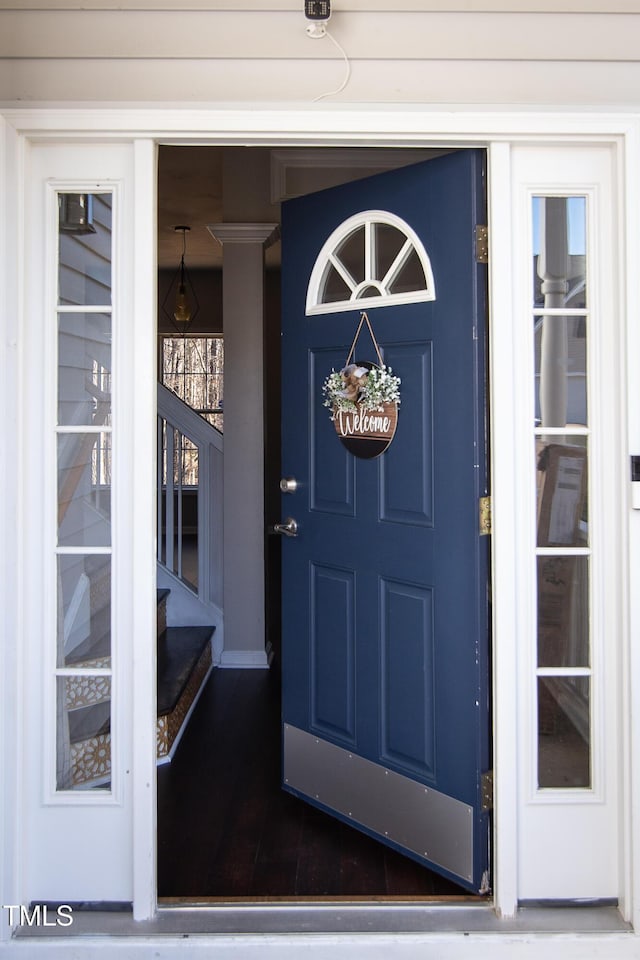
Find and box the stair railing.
[157,382,223,611]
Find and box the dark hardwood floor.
[157,664,471,900]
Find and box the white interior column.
[208,223,278,668]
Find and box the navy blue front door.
[279,151,490,893]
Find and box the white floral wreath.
[322,362,401,417]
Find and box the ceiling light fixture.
[161,225,200,333]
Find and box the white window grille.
[306,210,436,315]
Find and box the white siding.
[2,3,640,104]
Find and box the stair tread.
[157,625,215,717]
[67,621,214,743]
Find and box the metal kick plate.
[284,724,474,884]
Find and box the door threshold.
[158,894,484,906]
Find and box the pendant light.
[161,225,200,333]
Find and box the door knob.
[273,517,298,538]
[280,477,298,494]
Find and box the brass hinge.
[475,224,488,263]
[481,770,494,812]
[479,495,492,536]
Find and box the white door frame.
[1,106,638,936]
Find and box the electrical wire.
[312,29,351,102]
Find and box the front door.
[279,150,490,894]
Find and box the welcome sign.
[322,312,402,458]
[334,401,398,442]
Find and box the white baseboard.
[219,642,272,670]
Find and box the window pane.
[161,336,224,428]
[58,312,111,426]
[205,375,224,413]
[334,227,365,287]
[534,314,587,427]
[203,412,224,431]
[183,372,206,410]
[320,261,351,304]
[538,676,590,788]
[162,336,184,377]
[387,247,425,295]
[536,436,588,547]
[57,675,111,791]
[58,432,111,547]
[537,556,589,668]
[533,196,586,310]
[355,285,383,300]
[57,554,111,668]
[375,222,406,278]
[58,193,112,307]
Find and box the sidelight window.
[533,196,591,790]
[54,191,114,792]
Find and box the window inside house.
[159,336,224,432]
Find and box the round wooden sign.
[332,361,399,459]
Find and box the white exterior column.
[537,197,569,428]
[208,223,279,668]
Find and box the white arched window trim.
[305,209,436,316]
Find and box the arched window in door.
[306,210,436,315]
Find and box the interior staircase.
[66,586,215,788]
[155,588,214,762]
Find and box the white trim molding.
[219,648,273,669]
[208,222,280,247]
